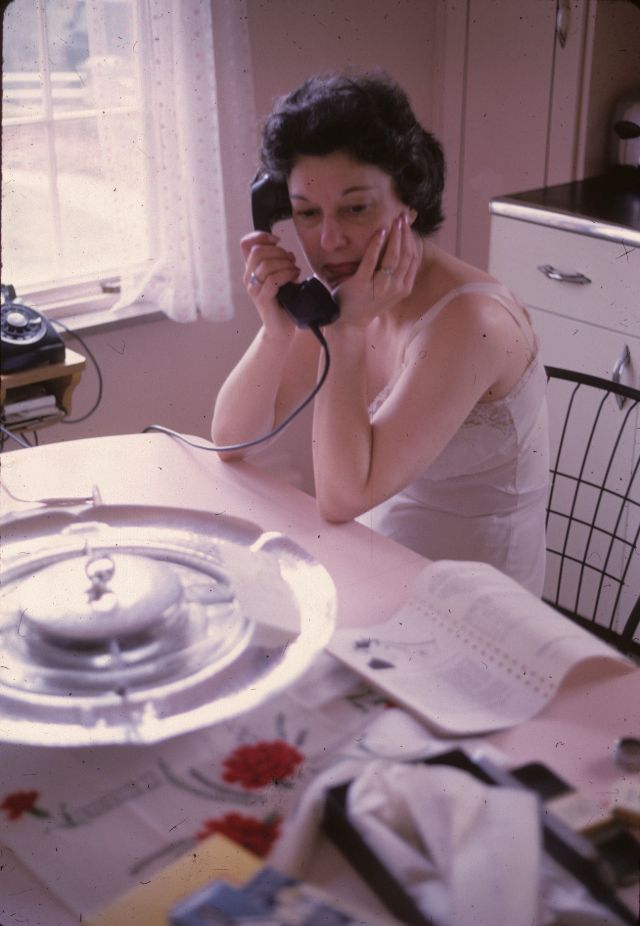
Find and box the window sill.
[13,269,167,336]
[57,300,166,336]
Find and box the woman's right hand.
[241,231,301,338]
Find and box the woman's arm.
[211,325,320,457]
[312,293,512,521]
[211,230,320,458]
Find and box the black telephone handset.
[250,174,340,329]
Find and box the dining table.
[1,432,638,925]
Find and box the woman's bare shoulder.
[406,246,496,318]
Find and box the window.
[2,0,152,316]
[2,0,256,324]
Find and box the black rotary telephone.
[1,284,65,373]
[250,173,340,329]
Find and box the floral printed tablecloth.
[0,654,390,918]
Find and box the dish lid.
[0,505,336,746]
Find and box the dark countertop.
[490,170,640,247]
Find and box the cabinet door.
[531,309,639,389]
[435,0,587,267]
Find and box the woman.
[211,71,549,595]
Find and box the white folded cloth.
[271,745,630,926]
[348,760,539,926]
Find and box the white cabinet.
[488,214,640,384]
[488,207,639,634]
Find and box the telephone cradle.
[1,284,65,374]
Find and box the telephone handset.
[144,177,335,452]
[250,173,340,329]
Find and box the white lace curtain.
[86,0,257,322]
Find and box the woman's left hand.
[330,213,421,329]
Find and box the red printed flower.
[196,812,281,857]
[222,740,304,789]
[1,790,49,821]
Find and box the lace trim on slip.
[463,400,515,437]
[369,380,395,417]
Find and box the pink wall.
[11,0,639,496]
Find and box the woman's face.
[287,151,412,289]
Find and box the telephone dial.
[1,284,65,374]
[251,173,340,329]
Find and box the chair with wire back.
[543,366,639,657]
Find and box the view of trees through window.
[2,0,150,296]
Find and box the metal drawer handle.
[556,0,569,48]
[612,344,631,410]
[537,264,591,285]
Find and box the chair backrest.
[543,366,639,656]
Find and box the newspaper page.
[328,560,630,735]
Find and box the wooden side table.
[0,347,87,432]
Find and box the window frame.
[2,0,156,327]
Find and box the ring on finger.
[380,266,395,277]
[249,271,263,287]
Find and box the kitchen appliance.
[0,504,336,746]
[610,92,640,170]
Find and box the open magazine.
[328,560,631,735]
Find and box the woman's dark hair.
[260,71,445,236]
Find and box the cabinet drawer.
[489,217,639,337]
[531,309,639,388]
